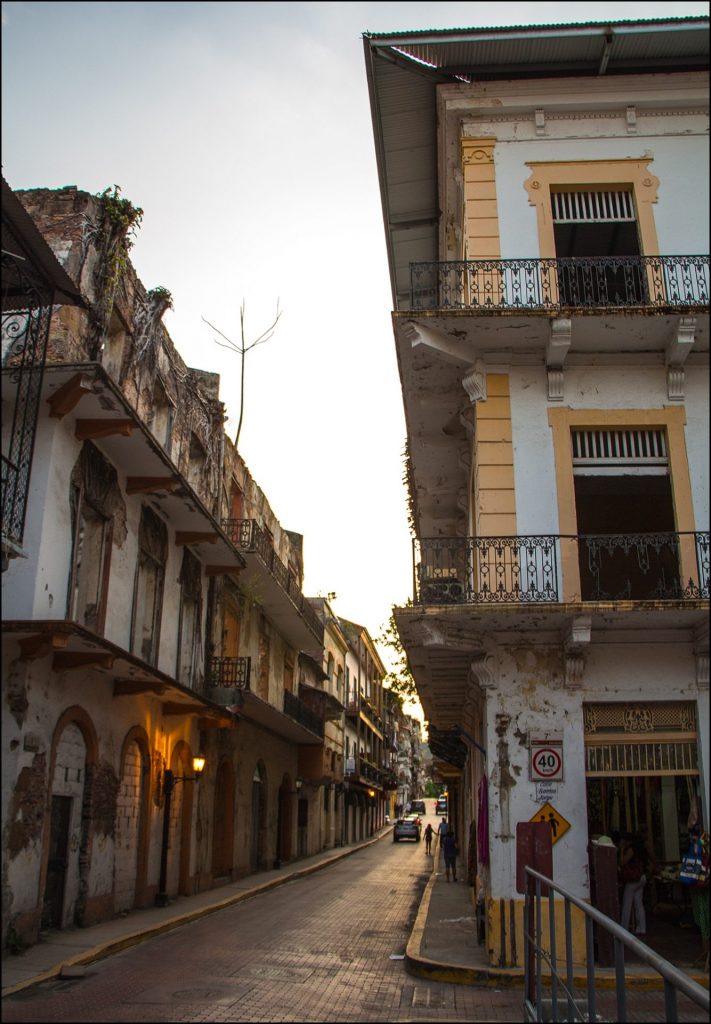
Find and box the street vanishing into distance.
[3,824,521,1024]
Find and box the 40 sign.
[530,735,564,782]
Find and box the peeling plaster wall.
[485,639,705,903]
[1,642,204,944]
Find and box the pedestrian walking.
[424,823,434,855]
[437,816,449,847]
[442,830,459,881]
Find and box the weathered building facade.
[364,17,709,966]
[1,184,331,952]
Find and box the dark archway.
[211,758,235,880]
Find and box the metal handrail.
[523,866,709,1023]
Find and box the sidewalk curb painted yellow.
[405,862,709,992]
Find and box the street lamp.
[155,755,205,907]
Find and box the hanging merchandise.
[680,833,706,886]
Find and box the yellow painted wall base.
[486,896,588,970]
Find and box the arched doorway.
[114,737,149,913]
[250,762,266,873]
[212,758,234,880]
[43,717,94,931]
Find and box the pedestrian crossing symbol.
[529,802,570,845]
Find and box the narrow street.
[2,830,522,1023]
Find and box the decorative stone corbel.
[462,360,487,404]
[626,106,637,134]
[535,109,546,136]
[470,651,496,690]
[666,317,696,402]
[563,615,591,689]
[547,318,572,402]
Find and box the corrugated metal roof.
[363,18,709,308]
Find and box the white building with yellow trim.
[364,17,709,968]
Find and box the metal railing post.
[664,980,679,1023]
[564,897,574,1023]
[614,937,627,1022]
[548,885,558,1021]
[535,877,542,1023]
[585,915,596,1024]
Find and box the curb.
[405,864,710,992]
[2,829,391,999]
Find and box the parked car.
[409,800,427,816]
[435,797,447,816]
[393,815,422,842]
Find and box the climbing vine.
[378,609,418,700]
[90,185,143,357]
[402,439,416,536]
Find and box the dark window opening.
[552,190,645,305]
[574,474,681,600]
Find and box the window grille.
[585,740,698,776]
[572,429,668,468]
[552,190,635,223]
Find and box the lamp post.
[155,755,205,907]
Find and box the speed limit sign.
[530,736,564,782]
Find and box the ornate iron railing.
[283,689,324,739]
[417,535,559,604]
[580,531,709,601]
[221,518,324,641]
[415,532,709,605]
[410,255,710,311]
[2,251,55,551]
[208,655,251,689]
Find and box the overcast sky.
[2,1,707,715]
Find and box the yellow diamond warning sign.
[529,802,571,846]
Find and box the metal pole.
[155,769,174,907]
[549,886,558,1022]
[585,914,596,1024]
[614,937,627,1022]
[565,898,574,1023]
[535,877,542,1023]
[664,979,679,1023]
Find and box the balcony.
[415,532,709,605]
[284,689,324,740]
[207,655,251,689]
[344,695,383,735]
[410,255,710,312]
[345,755,383,787]
[222,519,324,654]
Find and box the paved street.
[2,830,522,1023]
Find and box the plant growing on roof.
[91,185,143,358]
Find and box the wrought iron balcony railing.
[222,518,324,640]
[410,255,710,312]
[283,688,324,739]
[415,532,709,605]
[208,655,251,689]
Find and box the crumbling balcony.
[415,532,709,605]
[283,689,324,739]
[410,255,710,312]
[222,518,324,654]
[207,655,251,689]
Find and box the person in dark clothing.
[424,823,434,855]
[442,831,458,881]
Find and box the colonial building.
[340,618,389,840]
[1,183,328,951]
[364,17,709,967]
